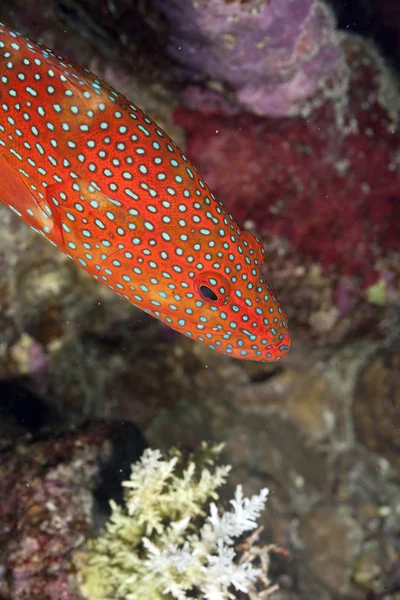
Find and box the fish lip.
[270,331,291,350]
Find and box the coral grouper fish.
[0,23,290,362]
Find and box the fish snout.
[269,330,291,359]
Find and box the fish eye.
[199,285,218,302]
[193,271,231,306]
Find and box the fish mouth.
[228,329,290,361]
[271,331,290,349]
[269,331,291,359]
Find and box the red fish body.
[0,23,290,361]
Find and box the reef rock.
[154,0,344,117]
[0,421,145,600]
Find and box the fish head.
[148,226,291,362]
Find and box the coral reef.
[0,422,108,599]
[0,1,399,600]
[0,420,145,600]
[154,0,344,118]
[78,445,279,600]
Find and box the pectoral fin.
[0,154,58,241]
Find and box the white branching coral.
[78,443,278,600]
